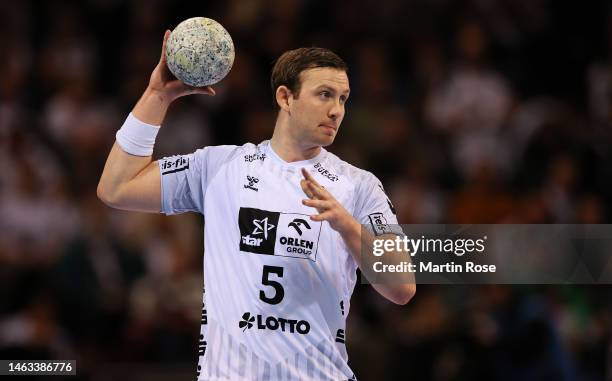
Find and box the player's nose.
[328,99,344,120]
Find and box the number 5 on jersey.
[260,265,284,305]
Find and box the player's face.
[289,67,350,147]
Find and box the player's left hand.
[300,168,359,235]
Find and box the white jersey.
[159,140,400,381]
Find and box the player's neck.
[270,128,321,163]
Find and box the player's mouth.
[319,123,337,135]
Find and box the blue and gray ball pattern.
[166,17,235,87]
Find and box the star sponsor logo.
[239,208,279,254]
[252,217,275,239]
[241,215,276,248]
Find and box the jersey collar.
[263,140,327,168]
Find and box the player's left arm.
[300,169,415,305]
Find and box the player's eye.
[319,91,331,99]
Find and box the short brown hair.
[271,47,348,107]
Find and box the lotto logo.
[239,312,310,335]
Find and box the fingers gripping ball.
[165,17,235,87]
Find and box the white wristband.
[115,113,161,156]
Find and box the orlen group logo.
[280,218,315,257]
[276,213,322,261]
[288,218,310,236]
[239,312,310,335]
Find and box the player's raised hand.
[147,30,215,103]
[300,168,359,235]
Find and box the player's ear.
[276,86,292,112]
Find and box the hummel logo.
[244,175,259,191]
[252,217,275,239]
[239,312,255,331]
[288,218,311,236]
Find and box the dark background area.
[1,0,612,380]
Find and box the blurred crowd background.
[1,0,612,380]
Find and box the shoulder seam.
[203,145,245,196]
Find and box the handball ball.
[165,17,235,87]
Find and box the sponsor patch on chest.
[238,207,322,261]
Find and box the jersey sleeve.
[159,145,237,215]
[354,172,404,236]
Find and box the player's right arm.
[97,30,215,213]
